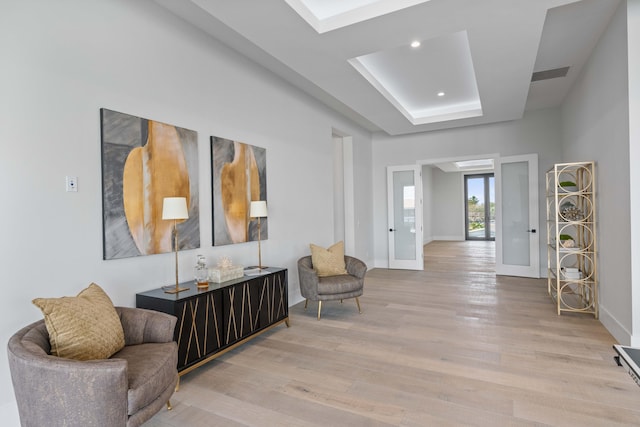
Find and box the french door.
[386,165,423,270]
[495,154,540,278]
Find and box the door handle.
[389,228,396,232]
[527,229,536,233]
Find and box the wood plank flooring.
[147,241,640,426]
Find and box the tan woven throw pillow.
[310,241,348,277]
[32,283,125,360]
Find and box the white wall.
[371,109,563,267]
[431,169,465,240]
[0,0,374,419]
[560,0,634,344]
[352,135,375,262]
[422,165,433,243]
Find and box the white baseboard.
[431,235,465,241]
[599,304,632,346]
[373,258,389,269]
[289,294,304,306]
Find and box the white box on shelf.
[561,267,582,280]
[209,265,244,283]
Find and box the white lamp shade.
[250,201,268,218]
[162,197,189,220]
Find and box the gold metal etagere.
[546,161,598,317]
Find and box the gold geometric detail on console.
[254,281,267,330]
[204,294,209,355]
[246,283,254,333]
[226,287,238,344]
[277,275,286,319]
[209,294,221,349]
[185,299,202,364]
[266,277,273,323]
[176,303,188,356]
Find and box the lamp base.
[164,286,190,294]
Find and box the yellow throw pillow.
[310,241,348,277]
[32,283,125,360]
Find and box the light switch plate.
[65,176,78,192]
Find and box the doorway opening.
[464,173,495,241]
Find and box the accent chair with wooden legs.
[297,255,367,320]
[7,307,178,427]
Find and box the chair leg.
[167,400,172,411]
[355,297,362,314]
[317,301,322,320]
[304,299,308,309]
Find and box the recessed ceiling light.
[437,91,445,97]
[410,40,421,48]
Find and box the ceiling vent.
[531,66,570,82]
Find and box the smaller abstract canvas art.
[211,137,267,246]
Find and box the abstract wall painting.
[211,137,267,246]
[101,108,200,260]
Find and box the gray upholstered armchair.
[7,307,178,427]
[298,255,367,320]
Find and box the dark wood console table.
[136,267,288,375]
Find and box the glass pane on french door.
[392,170,417,260]
[465,173,495,241]
[501,161,530,265]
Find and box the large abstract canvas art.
[211,137,267,246]
[101,108,200,260]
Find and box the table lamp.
[162,197,190,294]
[249,201,268,270]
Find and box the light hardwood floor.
[147,241,640,426]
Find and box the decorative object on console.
[163,197,190,294]
[195,254,209,288]
[209,255,244,283]
[218,255,232,267]
[211,136,267,246]
[250,200,268,270]
[100,108,199,260]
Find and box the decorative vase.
[195,255,209,288]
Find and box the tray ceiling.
[155,0,620,135]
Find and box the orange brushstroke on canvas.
[122,120,190,254]
[220,142,260,243]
